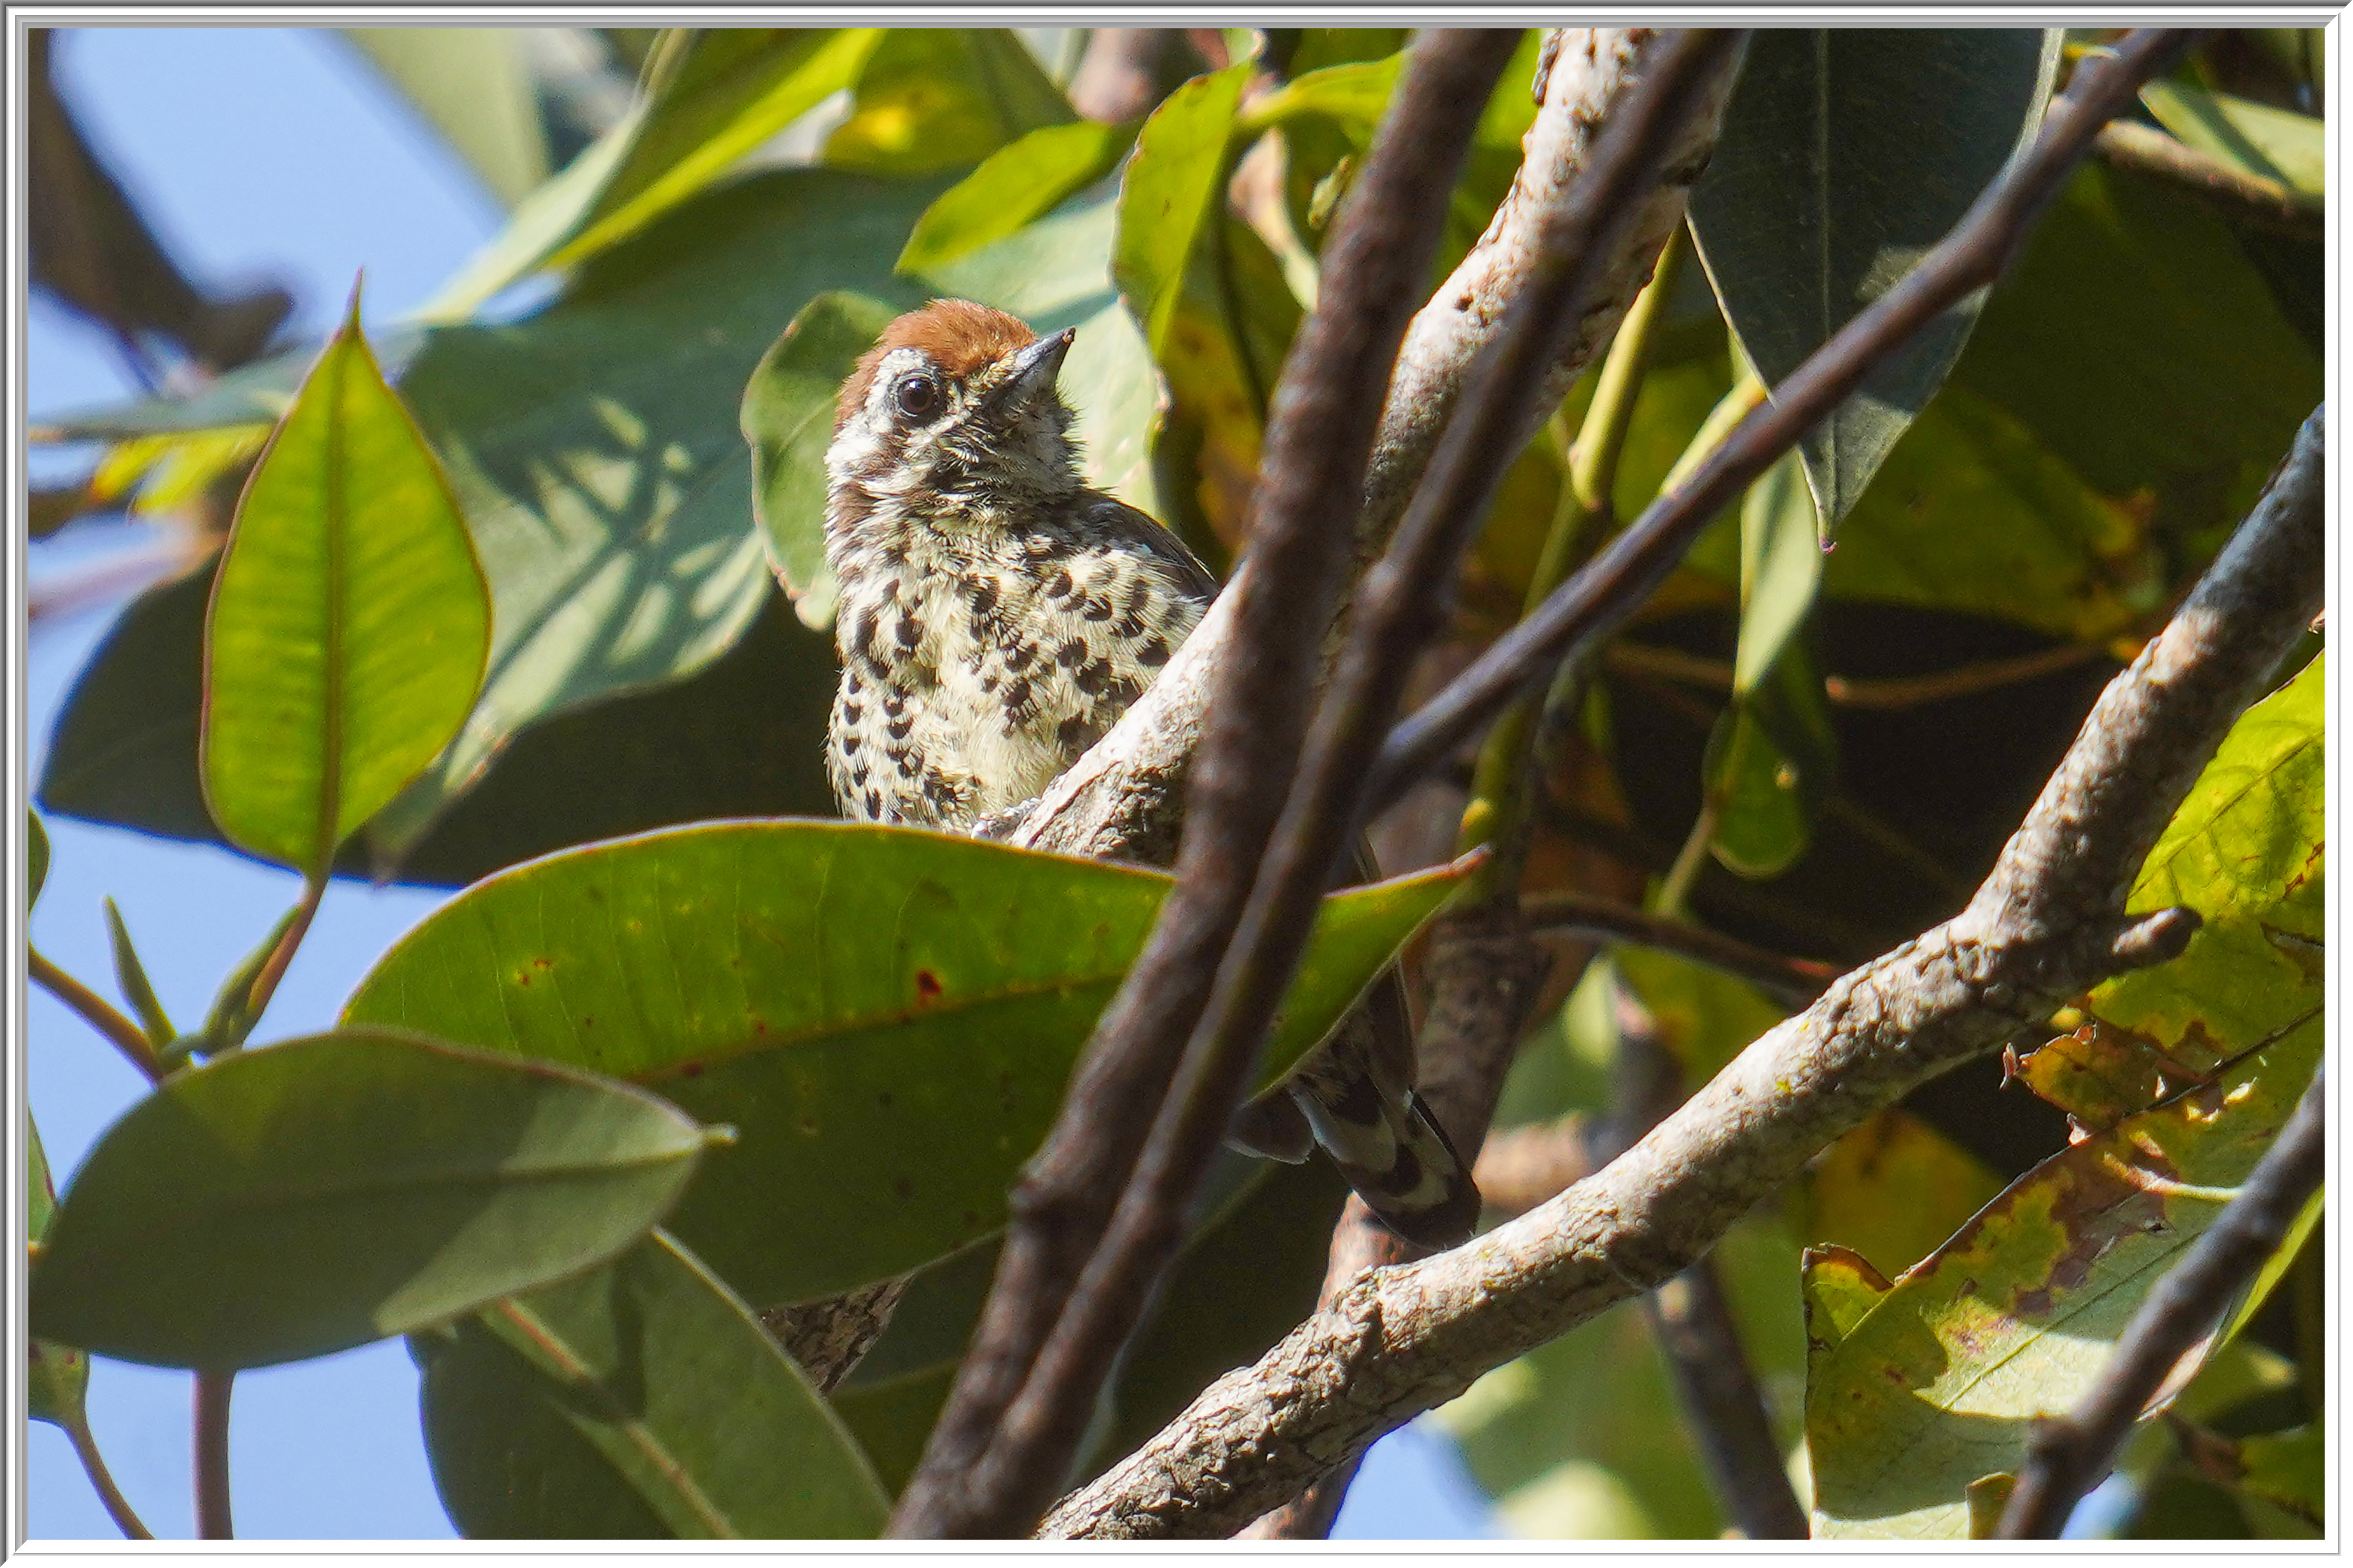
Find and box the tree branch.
[2093,118,2322,242]
[1521,892,1838,1007]
[1997,1066,2327,1539]
[1370,29,2202,809]
[1010,28,1744,865]
[888,32,1517,1537]
[1035,399,2322,1540]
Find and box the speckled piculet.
[824,299,1479,1250]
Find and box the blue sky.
[26,27,1493,1541]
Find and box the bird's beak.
[992,328,1075,410]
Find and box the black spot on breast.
[840,731,861,754]
[1076,658,1116,697]
[1083,596,1114,621]
[1045,568,1073,599]
[1114,611,1148,639]
[1004,643,1032,671]
[1002,675,1033,716]
[853,609,880,658]
[1124,577,1151,614]
[882,692,906,717]
[1057,715,1105,753]
[1103,675,1142,708]
[895,616,919,650]
[863,787,883,817]
[1057,639,1088,668]
[841,703,862,726]
[969,580,999,617]
[1138,637,1170,667]
[887,715,914,741]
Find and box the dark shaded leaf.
[1689,29,2061,530]
[28,809,47,910]
[27,1114,88,1430]
[32,1030,709,1369]
[418,1230,887,1538]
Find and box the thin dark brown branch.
[888,31,1516,1537]
[1037,397,2321,1540]
[1607,638,2104,711]
[1521,891,1838,1007]
[1370,29,2202,808]
[193,1370,233,1539]
[2094,118,2322,241]
[1598,984,1805,1540]
[1998,1067,2327,1539]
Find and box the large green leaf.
[416,1229,887,1538]
[31,1030,711,1370]
[911,181,1163,517]
[896,117,1139,276]
[1689,29,2061,531]
[343,821,1471,1306]
[824,28,1072,175]
[200,298,491,876]
[1111,62,1252,356]
[741,291,901,630]
[1795,1109,2004,1283]
[340,29,550,207]
[1805,656,2325,1538]
[27,1113,88,1430]
[426,29,885,315]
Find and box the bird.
[822,297,1480,1251]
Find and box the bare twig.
[1522,892,1839,1007]
[1036,399,2321,1540]
[2094,118,2323,242]
[1998,1067,2327,1539]
[1009,28,1744,865]
[194,1370,233,1538]
[1597,984,1805,1540]
[888,33,1516,1537]
[1371,29,2202,809]
[1607,639,2105,712]
[29,948,165,1082]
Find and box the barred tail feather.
[1290,1073,1482,1251]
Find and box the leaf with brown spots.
[1805,656,2324,1539]
[343,820,1473,1307]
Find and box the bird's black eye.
[893,374,942,421]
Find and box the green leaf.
[1806,662,2324,1536]
[1818,384,2160,644]
[2218,1187,2322,1351]
[342,821,1471,1306]
[28,1113,89,1430]
[200,295,492,877]
[1796,1111,2005,1282]
[28,809,47,910]
[1733,452,1822,696]
[1702,705,1810,880]
[101,897,175,1048]
[417,1230,887,1538]
[2021,654,2325,1125]
[2230,1423,2322,1527]
[1689,29,2062,532]
[911,181,1163,516]
[1111,62,1252,355]
[1613,948,1789,1087]
[340,29,550,207]
[829,1363,956,1500]
[896,117,1139,276]
[741,291,900,630]
[2141,81,2324,201]
[825,28,1073,175]
[31,1029,710,1370]
[428,29,885,315]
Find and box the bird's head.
[826,300,1081,532]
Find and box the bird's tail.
[1287,1048,1483,1251]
